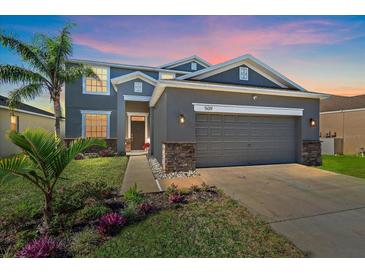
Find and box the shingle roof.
[320,94,365,112]
[0,95,55,117]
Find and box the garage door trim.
[193,103,303,116]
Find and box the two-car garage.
[195,113,299,167]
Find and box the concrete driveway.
[198,164,365,257]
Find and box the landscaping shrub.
[98,148,115,157]
[121,202,139,222]
[70,228,101,257]
[74,153,85,160]
[76,203,110,224]
[168,193,186,204]
[79,181,115,200]
[50,213,77,233]
[14,230,38,250]
[138,202,154,216]
[16,236,64,258]
[5,200,40,227]
[123,184,143,205]
[97,213,127,236]
[166,183,178,195]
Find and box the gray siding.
[200,65,283,89]
[151,92,167,163]
[115,79,155,97]
[169,62,206,72]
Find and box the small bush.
[166,183,178,195]
[15,230,38,250]
[50,213,77,233]
[5,201,40,226]
[98,148,114,157]
[168,193,186,204]
[123,184,143,205]
[98,213,127,236]
[16,236,64,258]
[70,228,101,257]
[121,202,139,222]
[80,181,115,200]
[85,153,99,159]
[74,153,85,160]
[76,203,110,224]
[138,202,154,216]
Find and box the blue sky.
[1,15,365,112]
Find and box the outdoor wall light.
[309,118,317,128]
[179,114,185,125]
[252,95,258,101]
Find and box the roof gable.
[111,71,157,91]
[178,54,306,91]
[158,55,211,70]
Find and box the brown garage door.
[196,113,298,167]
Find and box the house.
[0,95,65,157]
[65,54,327,172]
[320,94,365,155]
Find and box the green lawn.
[320,155,365,179]
[0,157,128,222]
[94,196,303,258]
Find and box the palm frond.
[0,154,34,183]
[0,34,47,73]
[59,64,96,83]
[54,24,74,72]
[7,83,44,109]
[0,65,48,86]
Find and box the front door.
[131,117,145,150]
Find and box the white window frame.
[126,112,149,143]
[239,66,249,81]
[81,110,112,138]
[82,66,110,96]
[158,72,176,80]
[191,62,197,71]
[134,81,143,93]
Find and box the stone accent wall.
[162,142,196,173]
[302,140,322,166]
[63,138,117,153]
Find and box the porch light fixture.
[178,114,185,125]
[10,114,19,132]
[309,118,317,128]
[252,95,258,101]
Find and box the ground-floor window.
[81,110,111,138]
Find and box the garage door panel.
[196,113,297,167]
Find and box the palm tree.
[0,129,106,233]
[0,24,95,137]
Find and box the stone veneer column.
[162,142,196,173]
[302,140,322,166]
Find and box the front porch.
[124,101,150,153]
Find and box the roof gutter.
[149,80,329,107]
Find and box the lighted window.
[239,67,249,81]
[10,115,19,132]
[191,62,197,71]
[83,66,109,95]
[159,72,176,80]
[81,111,111,138]
[134,82,143,93]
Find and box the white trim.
[193,103,303,116]
[178,54,305,91]
[68,59,189,75]
[82,66,111,96]
[0,105,59,120]
[80,110,112,139]
[111,71,157,91]
[123,95,151,102]
[320,108,365,114]
[149,80,329,107]
[158,55,211,69]
[126,112,149,142]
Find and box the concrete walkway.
[121,155,159,193]
[198,164,365,257]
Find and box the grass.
[320,155,365,179]
[94,196,303,258]
[0,157,128,222]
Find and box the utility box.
[321,138,343,155]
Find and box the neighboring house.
[0,95,65,157]
[320,94,365,155]
[65,54,326,172]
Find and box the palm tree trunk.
[42,192,53,234]
[53,95,62,138]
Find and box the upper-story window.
[239,67,249,81]
[191,62,197,71]
[134,82,143,93]
[83,66,110,95]
[159,72,176,80]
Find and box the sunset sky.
[1,15,365,112]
